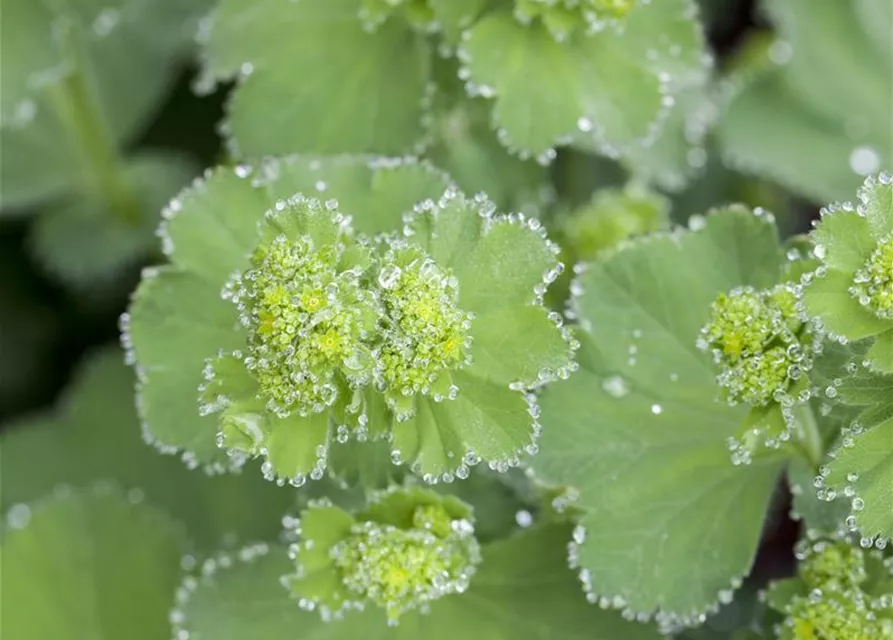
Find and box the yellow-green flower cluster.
[851,234,893,320]
[227,215,378,418]
[699,285,817,406]
[514,0,636,41]
[376,246,473,419]
[331,503,480,622]
[777,539,893,640]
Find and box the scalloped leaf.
[1,347,295,550]
[174,524,661,639]
[532,209,788,623]
[460,0,707,159]
[427,61,550,214]
[127,156,450,469]
[202,0,431,157]
[1,487,187,640]
[803,175,893,372]
[823,366,893,541]
[0,0,208,210]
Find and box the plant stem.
[51,17,140,224]
[793,402,823,470]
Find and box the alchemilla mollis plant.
[2,1,892,640]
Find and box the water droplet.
[377,264,402,290]
[849,146,880,176]
[7,503,31,529]
[601,375,629,398]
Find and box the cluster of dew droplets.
[219,196,376,420]
[850,232,893,320]
[697,281,824,465]
[775,533,893,639]
[282,497,481,626]
[373,240,473,419]
[169,542,271,640]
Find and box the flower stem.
[793,402,823,470]
[50,17,140,224]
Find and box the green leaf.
[468,306,574,386]
[823,367,893,541]
[718,0,892,203]
[766,0,892,136]
[854,0,893,59]
[461,0,707,158]
[427,62,550,213]
[0,0,209,209]
[811,209,876,274]
[429,0,490,46]
[0,347,295,550]
[128,156,451,468]
[718,71,873,205]
[1,487,187,640]
[616,83,716,192]
[176,524,661,639]
[788,459,850,535]
[803,176,893,370]
[802,270,891,340]
[532,209,788,623]
[29,152,195,288]
[203,0,431,157]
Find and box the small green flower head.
[359,0,436,32]
[224,198,378,418]
[781,591,889,640]
[560,185,670,262]
[699,284,818,407]
[514,0,636,41]
[283,487,480,623]
[804,173,893,373]
[798,539,867,593]
[851,234,893,320]
[375,242,473,419]
[773,536,893,640]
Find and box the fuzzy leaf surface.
[1,488,187,640]
[824,367,893,540]
[533,209,787,620]
[203,0,431,157]
[177,524,661,639]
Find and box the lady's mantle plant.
[529,179,893,634]
[127,155,574,484]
